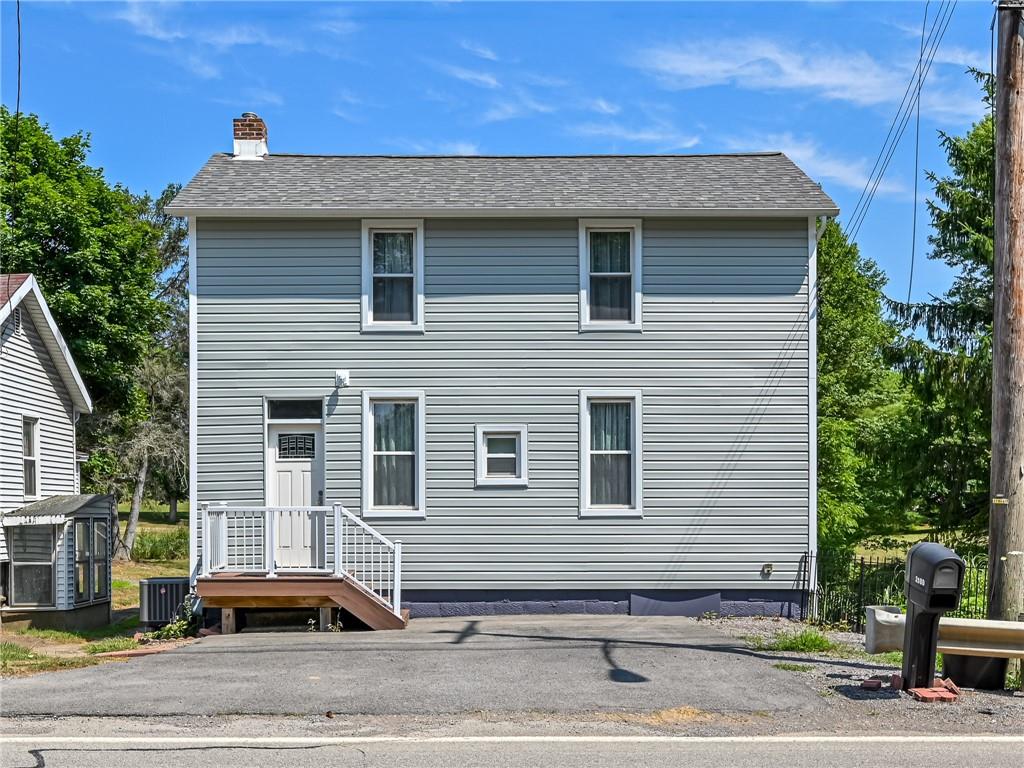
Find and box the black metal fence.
[801,551,990,632]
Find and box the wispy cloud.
[436,62,501,89]
[211,87,285,109]
[586,98,621,115]
[113,1,183,42]
[725,132,905,196]
[632,35,984,125]
[571,119,699,151]
[633,37,903,107]
[331,90,364,122]
[390,139,481,156]
[481,89,555,123]
[183,54,219,80]
[460,39,498,61]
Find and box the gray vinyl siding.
[193,217,810,591]
[0,312,79,561]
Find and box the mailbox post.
[901,542,966,691]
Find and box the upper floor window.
[579,219,642,331]
[361,220,425,333]
[579,390,643,518]
[22,417,39,499]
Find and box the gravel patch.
[698,616,1024,733]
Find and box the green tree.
[890,74,994,536]
[0,107,165,413]
[816,221,911,550]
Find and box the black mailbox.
[901,542,965,691]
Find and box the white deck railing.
[199,502,402,616]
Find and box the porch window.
[580,390,643,517]
[579,219,642,331]
[22,417,39,499]
[75,518,109,603]
[475,424,529,487]
[9,525,55,607]
[362,390,426,518]
[361,220,425,332]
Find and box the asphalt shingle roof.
[4,494,113,520]
[166,153,838,215]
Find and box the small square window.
[475,425,528,488]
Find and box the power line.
[3,0,22,310]
[847,0,957,241]
[843,0,950,237]
[907,0,930,304]
[846,0,958,243]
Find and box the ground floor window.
[75,518,109,603]
[362,389,426,518]
[8,524,56,606]
[580,390,643,518]
[475,424,529,487]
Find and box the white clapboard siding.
[193,217,811,590]
[0,311,79,560]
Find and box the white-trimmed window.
[475,425,528,487]
[22,417,39,499]
[580,390,643,517]
[8,524,55,607]
[579,219,642,331]
[362,390,426,518]
[361,219,425,332]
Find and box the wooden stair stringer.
[327,577,407,631]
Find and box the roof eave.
[166,205,840,218]
[0,276,94,414]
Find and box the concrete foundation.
[402,589,805,619]
[1,600,112,632]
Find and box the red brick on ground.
[861,679,883,690]
[910,687,958,703]
[890,673,903,689]
[939,678,962,696]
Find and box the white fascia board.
[163,206,840,219]
[3,276,93,413]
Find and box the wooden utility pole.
[990,0,1024,627]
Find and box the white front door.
[267,425,325,569]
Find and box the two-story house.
[1,273,114,630]
[167,113,837,630]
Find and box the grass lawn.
[117,502,190,534]
[112,559,189,610]
[0,640,99,676]
[1,558,187,677]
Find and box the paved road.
[0,616,819,717]
[2,735,1022,768]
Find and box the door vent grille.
[278,433,315,459]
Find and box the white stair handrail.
[199,503,403,618]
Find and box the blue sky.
[0,1,995,303]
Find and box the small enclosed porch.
[195,503,406,630]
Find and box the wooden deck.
[196,573,406,631]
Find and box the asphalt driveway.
[0,616,818,717]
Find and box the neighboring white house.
[0,273,113,630]
[167,114,838,627]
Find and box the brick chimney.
[232,112,268,159]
